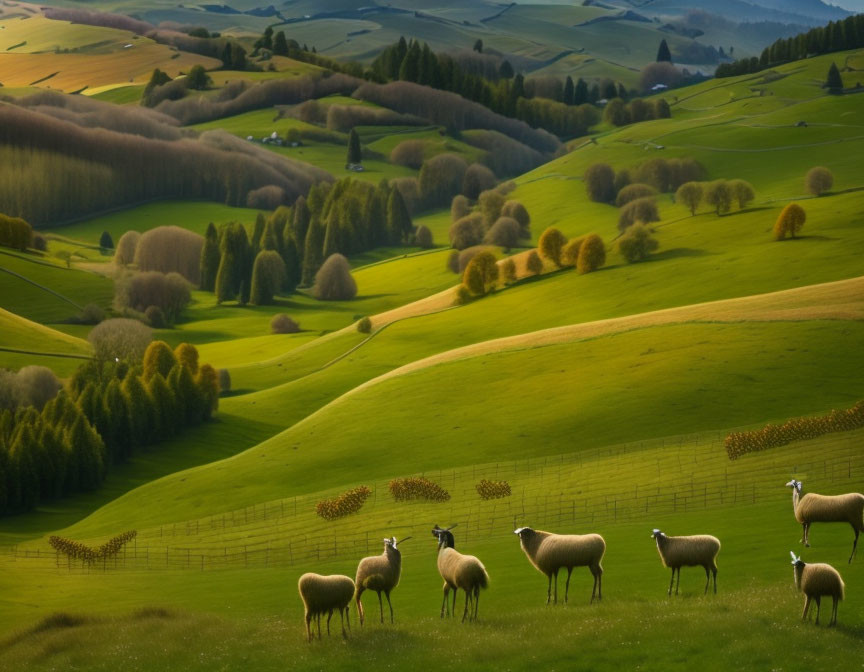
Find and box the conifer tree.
[657,39,672,62]
[199,222,220,291]
[386,188,413,245]
[142,341,178,381]
[563,76,575,105]
[826,62,843,93]
[301,217,325,286]
[346,128,362,165]
[273,31,289,56]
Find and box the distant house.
[651,83,669,92]
[597,99,608,106]
[346,163,364,172]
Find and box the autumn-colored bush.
[389,476,450,502]
[390,139,429,169]
[49,530,137,564]
[725,401,864,460]
[316,486,372,521]
[476,479,511,500]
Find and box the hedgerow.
[389,476,450,502]
[315,486,372,521]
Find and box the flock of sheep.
[297,479,864,640]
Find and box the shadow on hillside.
[779,235,837,242]
[649,247,713,261]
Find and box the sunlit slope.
[62,307,864,534]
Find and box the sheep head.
[651,528,665,540]
[785,479,802,493]
[513,527,535,542]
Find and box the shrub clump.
[218,368,231,394]
[133,226,204,284]
[313,253,357,301]
[315,486,372,521]
[114,230,141,266]
[449,213,485,250]
[415,225,434,249]
[805,167,833,197]
[271,314,300,334]
[725,401,864,460]
[476,479,512,500]
[538,227,567,266]
[618,197,660,233]
[389,476,450,502]
[584,163,616,203]
[773,203,806,240]
[616,183,657,208]
[617,224,659,263]
[484,216,522,250]
[246,185,285,210]
[462,163,497,200]
[390,140,428,169]
[525,249,543,276]
[87,318,153,362]
[561,237,585,268]
[356,316,372,334]
[0,365,62,411]
[114,271,191,324]
[462,250,499,297]
[577,234,605,275]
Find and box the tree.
[462,164,496,200]
[584,164,616,203]
[144,68,171,96]
[313,254,357,301]
[618,224,659,263]
[616,184,657,208]
[577,234,605,275]
[346,128,362,165]
[654,98,672,119]
[484,217,522,250]
[273,31,289,56]
[462,251,499,297]
[563,76,575,106]
[186,64,212,90]
[499,60,514,79]
[143,341,178,381]
[561,237,585,267]
[525,250,543,276]
[730,180,755,210]
[704,180,733,215]
[574,78,588,105]
[603,99,630,126]
[386,188,413,245]
[473,39,483,53]
[657,39,672,63]
[538,227,567,266]
[147,373,176,440]
[114,230,140,267]
[99,231,114,253]
[501,257,517,284]
[199,222,220,291]
[773,203,806,240]
[618,197,660,233]
[250,250,287,305]
[805,167,834,196]
[501,201,531,238]
[826,62,843,93]
[196,364,219,420]
[676,182,703,216]
[175,343,200,374]
[88,319,152,362]
[415,225,433,249]
[271,314,300,334]
[121,374,149,447]
[301,217,325,287]
[478,189,506,228]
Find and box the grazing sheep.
[354,536,410,625]
[431,524,489,622]
[790,552,844,626]
[297,573,355,642]
[514,527,605,604]
[786,479,864,563]
[651,529,720,596]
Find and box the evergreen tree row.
[0,343,219,516]
[201,178,413,304]
[716,14,864,78]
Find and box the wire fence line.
[2,429,861,575]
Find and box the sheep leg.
[340,607,347,639]
[377,591,384,624]
[830,597,838,627]
[547,573,553,605]
[316,613,322,640]
[385,590,394,624]
[462,590,470,623]
[553,569,559,605]
[305,612,312,642]
[849,525,859,564]
[440,584,450,618]
[704,567,710,595]
[597,570,603,601]
[676,568,681,596]
[668,569,675,597]
[344,606,351,634]
[356,588,365,627]
[452,587,458,617]
[814,596,821,625]
[327,609,333,636]
[473,587,480,621]
[802,596,811,621]
[564,567,573,604]
[804,523,811,547]
[713,567,718,594]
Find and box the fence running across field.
[2,429,862,574]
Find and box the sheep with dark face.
[786,479,864,563]
[297,573,355,642]
[354,536,410,625]
[431,524,489,622]
[790,552,844,626]
[514,527,605,604]
[652,529,720,596]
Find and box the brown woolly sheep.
[786,479,864,563]
[652,529,720,596]
[514,527,605,604]
[790,552,844,626]
[354,536,409,625]
[432,525,489,622]
[297,573,355,641]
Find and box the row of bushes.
[450,190,530,251]
[0,213,32,250]
[48,530,137,563]
[476,479,511,500]
[315,486,372,521]
[725,401,864,460]
[585,158,706,205]
[388,476,451,502]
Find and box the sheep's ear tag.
[514,528,524,535]
[652,529,661,537]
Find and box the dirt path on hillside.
[342,275,864,398]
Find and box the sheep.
[651,529,720,596]
[354,536,410,625]
[790,552,844,626]
[514,527,605,604]
[431,524,489,622]
[786,479,864,563]
[297,573,355,642]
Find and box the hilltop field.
[0,18,863,670]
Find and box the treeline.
[603,98,671,127]
[199,177,414,305]
[368,38,605,138]
[716,14,864,78]
[0,94,331,224]
[0,341,219,516]
[0,213,32,250]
